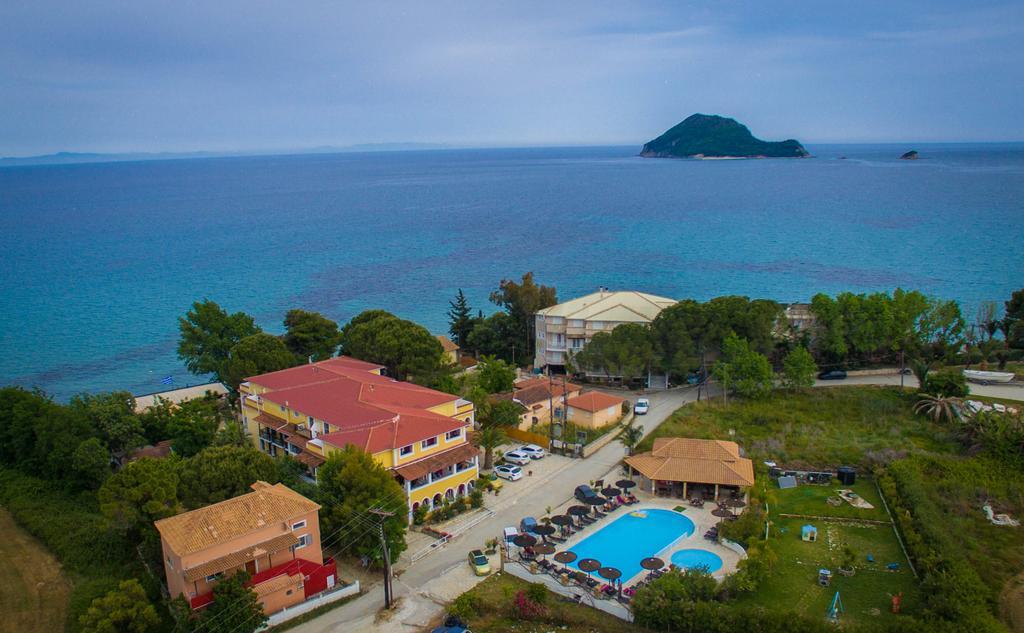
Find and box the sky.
[1,1,1022,155]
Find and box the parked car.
[574,484,600,503]
[494,464,523,481]
[519,444,545,459]
[817,370,848,380]
[503,450,532,465]
[520,516,538,534]
[634,398,650,415]
[432,615,473,633]
[468,549,491,576]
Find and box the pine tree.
[448,289,473,347]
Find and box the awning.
[294,451,325,468]
[183,532,299,582]
[394,443,479,482]
[254,412,288,431]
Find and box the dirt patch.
[0,507,71,633]
[1000,570,1024,633]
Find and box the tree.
[713,333,773,400]
[484,400,524,428]
[200,571,266,633]
[810,293,848,363]
[79,578,160,633]
[178,445,278,509]
[910,358,933,387]
[781,347,816,390]
[649,299,708,378]
[221,333,296,391]
[72,437,111,489]
[340,310,445,381]
[166,397,223,457]
[489,272,557,362]
[632,568,718,630]
[466,312,518,362]
[138,397,176,444]
[99,457,180,536]
[476,355,516,394]
[476,426,507,470]
[572,323,654,384]
[317,446,408,562]
[177,299,259,379]
[618,424,643,456]
[921,371,970,398]
[283,309,342,362]
[914,394,963,425]
[913,297,965,362]
[70,392,146,464]
[447,289,474,348]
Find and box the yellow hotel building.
[240,356,478,523]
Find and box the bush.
[412,504,429,525]
[921,371,969,398]
[525,582,548,606]
[469,488,484,509]
[448,593,480,621]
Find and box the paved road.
[289,375,1021,632]
[289,386,698,633]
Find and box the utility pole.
[548,371,556,453]
[369,508,396,609]
[899,351,905,389]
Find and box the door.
[326,574,335,589]
[245,560,257,575]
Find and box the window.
[323,423,331,434]
[166,557,174,569]
[445,429,461,441]
[421,437,438,449]
[295,534,311,549]
[538,330,545,340]
[307,416,314,426]
[569,319,584,327]
[400,444,413,456]
[205,572,224,583]
[292,520,307,530]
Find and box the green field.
[734,480,919,627]
[0,507,71,633]
[639,386,957,469]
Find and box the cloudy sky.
[1,0,1022,155]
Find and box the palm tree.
[913,393,963,425]
[618,424,644,456]
[910,358,932,389]
[476,426,507,470]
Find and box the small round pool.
[671,549,723,573]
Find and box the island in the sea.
[640,113,809,159]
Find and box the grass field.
[734,480,920,627]
[0,507,71,633]
[638,386,957,469]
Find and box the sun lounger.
[548,534,567,544]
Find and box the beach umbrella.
[578,558,601,579]
[616,479,637,490]
[711,506,734,518]
[640,557,664,571]
[601,486,620,498]
[568,505,590,525]
[598,566,623,595]
[533,543,555,557]
[725,497,746,508]
[532,524,556,540]
[513,533,537,548]
[554,551,578,564]
[550,514,573,526]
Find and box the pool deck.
[543,490,744,587]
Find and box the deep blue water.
[1,144,1022,400]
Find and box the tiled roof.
[155,482,319,556]
[508,377,581,406]
[624,437,754,487]
[183,532,299,581]
[129,440,173,461]
[394,443,479,481]
[253,573,298,596]
[321,408,465,455]
[566,391,625,412]
[436,335,459,352]
[536,290,676,322]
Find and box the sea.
[2,143,1022,401]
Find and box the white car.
[519,444,545,459]
[494,464,523,481]
[634,398,650,415]
[502,450,532,465]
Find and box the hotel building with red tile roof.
[240,357,478,522]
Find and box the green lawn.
[771,479,890,523]
[639,387,957,469]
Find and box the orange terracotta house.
[565,391,626,429]
[154,481,337,613]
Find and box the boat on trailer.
[963,369,1016,384]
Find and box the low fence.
[505,428,550,449]
[847,368,900,377]
[409,508,496,563]
[261,581,360,629]
[504,560,633,622]
[719,538,748,560]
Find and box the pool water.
[671,548,723,573]
[568,508,694,582]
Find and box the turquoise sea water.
[1,144,1023,400]
[568,508,695,582]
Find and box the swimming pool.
[670,548,723,573]
[568,508,694,582]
